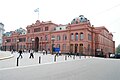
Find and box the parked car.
[115,54,120,59]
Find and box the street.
[0,51,120,80]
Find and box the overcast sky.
[0,0,120,47]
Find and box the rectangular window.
[19,38,26,42]
[88,34,92,41]
[57,36,60,41]
[6,39,11,42]
[71,33,74,40]
[34,28,40,32]
[28,38,31,42]
[28,30,30,33]
[45,27,49,31]
[45,35,48,41]
[62,44,66,50]
[63,35,67,40]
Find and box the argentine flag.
[34,8,39,12]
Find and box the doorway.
[75,44,78,53]
[35,37,39,52]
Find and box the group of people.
[17,49,51,59]
[18,49,34,59]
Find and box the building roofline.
[94,26,109,32]
[0,22,4,26]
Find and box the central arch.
[35,37,39,52]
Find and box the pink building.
[2,15,115,57]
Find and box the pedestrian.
[59,50,61,55]
[45,50,47,55]
[29,49,34,58]
[28,49,30,53]
[68,51,72,57]
[11,49,14,54]
[43,49,46,55]
[18,49,23,58]
[47,49,50,54]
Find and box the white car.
[110,54,115,58]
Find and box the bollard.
[39,56,41,64]
[79,56,81,59]
[73,55,75,59]
[16,57,19,66]
[65,55,67,60]
[54,55,56,62]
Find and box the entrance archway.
[75,44,78,53]
[79,44,83,54]
[35,37,39,52]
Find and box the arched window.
[80,44,83,46]
[63,34,67,40]
[71,33,74,40]
[80,32,84,40]
[75,33,78,41]
[57,35,61,41]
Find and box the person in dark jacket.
[18,49,23,58]
[29,49,34,58]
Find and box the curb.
[0,54,14,60]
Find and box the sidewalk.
[0,51,14,60]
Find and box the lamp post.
[5,40,7,51]
[17,39,19,52]
[32,38,35,51]
[51,37,55,54]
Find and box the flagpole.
[34,8,39,20]
[38,11,39,20]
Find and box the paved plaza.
[0,51,120,80]
[0,51,88,69]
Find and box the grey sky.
[0,0,120,47]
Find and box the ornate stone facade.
[2,15,115,57]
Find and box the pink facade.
[2,15,115,57]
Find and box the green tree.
[116,44,120,54]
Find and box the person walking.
[18,49,23,58]
[29,49,34,59]
[11,49,14,54]
[47,49,50,54]
[43,49,46,55]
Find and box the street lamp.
[32,38,35,51]
[51,37,55,54]
[17,39,19,52]
[5,40,7,51]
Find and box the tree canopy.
[116,44,120,54]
